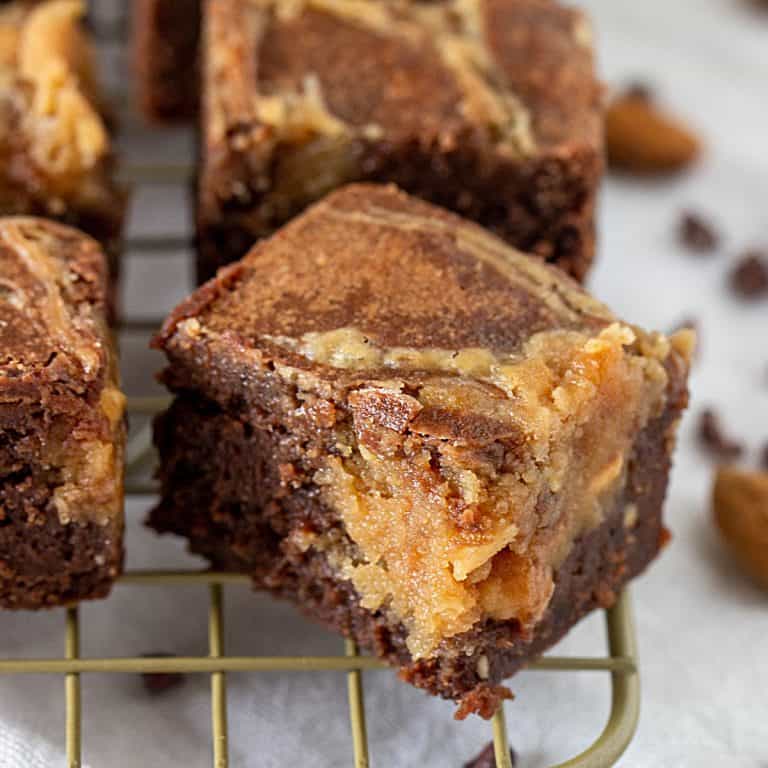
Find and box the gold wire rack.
[0,7,641,764]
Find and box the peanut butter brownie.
[151,185,691,717]
[133,0,201,121]
[197,0,603,282]
[0,217,125,609]
[0,0,124,308]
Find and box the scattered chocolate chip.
[729,251,768,299]
[141,653,185,695]
[463,742,517,768]
[698,409,745,460]
[679,211,720,253]
[624,80,654,101]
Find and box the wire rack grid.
[0,161,641,768]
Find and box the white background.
[1,1,767,765]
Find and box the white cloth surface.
[1,0,767,765]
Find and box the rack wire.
[0,8,641,765]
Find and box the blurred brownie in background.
[133,0,200,121]
[150,184,691,717]
[0,0,125,312]
[0,218,125,609]
[196,0,603,282]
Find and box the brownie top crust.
[163,183,612,365]
[158,184,692,658]
[207,0,600,155]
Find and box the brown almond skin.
[713,467,768,591]
[605,95,701,175]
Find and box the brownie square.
[133,0,201,121]
[151,184,691,716]
[0,217,125,609]
[196,0,603,283]
[0,0,125,309]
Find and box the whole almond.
[605,94,701,175]
[713,467,768,591]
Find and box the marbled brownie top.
[205,0,601,155]
[161,183,617,369]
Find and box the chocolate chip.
[671,315,699,333]
[141,653,185,695]
[623,80,654,102]
[761,443,768,471]
[697,409,745,460]
[679,211,720,253]
[729,251,768,299]
[463,742,517,768]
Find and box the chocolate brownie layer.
[151,185,691,714]
[0,217,125,609]
[197,0,602,282]
[133,0,201,121]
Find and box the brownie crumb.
[669,316,700,361]
[729,251,768,299]
[463,742,517,768]
[679,211,719,253]
[698,409,745,460]
[141,653,186,695]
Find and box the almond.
[605,93,701,175]
[713,466,768,591]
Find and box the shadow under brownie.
[196,0,603,283]
[0,217,126,609]
[150,184,691,717]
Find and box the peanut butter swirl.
[0,0,108,187]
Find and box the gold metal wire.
[65,607,82,768]
[345,641,370,768]
[209,584,229,768]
